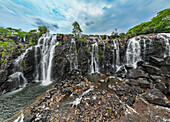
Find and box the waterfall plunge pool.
[0,82,52,122]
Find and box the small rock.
[23,114,36,122]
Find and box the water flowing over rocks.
[1,33,170,121]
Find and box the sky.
[0,0,169,35]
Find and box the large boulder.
[0,70,7,86]
[144,89,170,107]
[161,56,170,74]
[155,82,168,95]
[127,78,150,88]
[149,56,164,66]
[127,69,148,79]
[164,56,170,65]
[142,64,161,75]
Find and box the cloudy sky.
[0,0,169,34]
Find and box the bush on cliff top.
[127,8,170,37]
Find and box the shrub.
[38,26,49,34]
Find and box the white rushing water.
[126,37,141,68]
[112,39,120,69]
[70,86,94,107]
[90,39,100,74]
[13,111,24,122]
[37,34,58,85]
[34,45,40,81]
[141,36,152,59]
[69,38,78,70]
[158,33,170,57]
[23,37,26,42]
[7,47,33,90]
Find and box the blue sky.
[0,0,169,34]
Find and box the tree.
[119,33,126,38]
[72,21,83,37]
[111,28,119,38]
[38,25,49,34]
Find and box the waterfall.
[7,47,33,90]
[158,33,170,57]
[34,45,40,81]
[37,34,58,85]
[69,38,78,71]
[89,38,99,74]
[113,39,120,68]
[8,72,27,88]
[141,36,152,59]
[126,37,141,68]
[23,37,26,42]
[99,35,102,41]
[106,36,109,40]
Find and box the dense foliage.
[0,38,17,69]
[38,25,49,34]
[127,8,170,37]
[0,26,49,69]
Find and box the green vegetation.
[0,27,28,38]
[72,21,83,37]
[98,49,104,58]
[127,8,170,37]
[38,25,49,34]
[111,28,126,39]
[111,28,119,38]
[29,38,36,45]
[29,29,37,33]
[0,38,16,69]
[77,37,87,46]
[0,26,48,69]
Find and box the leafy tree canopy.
[127,8,170,37]
[38,25,49,34]
[72,21,83,37]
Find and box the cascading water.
[113,39,120,69]
[6,47,34,91]
[89,38,99,74]
[141,36,152,59]
[34,45,40,81]
[157,33,170,57]
[23,37,26,42]
[99,35,102,41]
[69,38,78,70]
[37,34,58,85]
[126,37,141,68]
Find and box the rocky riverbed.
[21,56,170,121]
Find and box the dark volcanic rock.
[155,82,168,95]
[53,56,70,79]
[127,69,148,79]
[166,82,170,95]
[144,89,170,107]
[127,79,150,88]
[137,79,150,88]
[149,56,164,66]
[24,114,36,122]
[142,64,161,75]
[0,70,7,86]
[164,56,170,65]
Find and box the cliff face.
[1,33,170,121]
[0,33,170,94]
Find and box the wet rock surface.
[23,67,170,121]
[1,33,170,121]
[21,52,170,121]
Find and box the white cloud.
[0,0,169,34]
